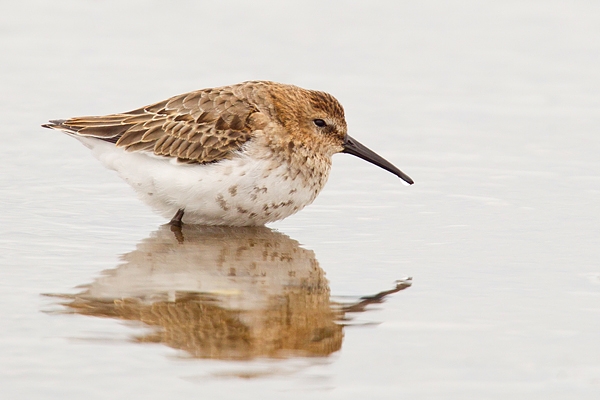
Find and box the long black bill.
[342,135,414,185]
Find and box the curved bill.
[342,135,414,185]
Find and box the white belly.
[79,138,326,225]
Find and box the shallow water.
[2,1,600,399]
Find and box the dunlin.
[43,81,413,226]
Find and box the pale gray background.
[1,1,599,399]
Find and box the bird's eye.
[313,119,327,128]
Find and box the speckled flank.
[88,140,327,226]
[215,194,230,211]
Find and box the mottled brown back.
[45,85,261,164]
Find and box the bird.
[42,81,413,226]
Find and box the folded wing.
[43,87,259,164]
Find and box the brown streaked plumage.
[44,84,261,164]
[43,81,413,226]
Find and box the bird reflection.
[52,225,411,360]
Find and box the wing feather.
[45,85,261,164]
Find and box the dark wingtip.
[42,119,66,129]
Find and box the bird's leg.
[169,209,185,243]
[169,209,185,227]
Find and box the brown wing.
[45,86,260,164]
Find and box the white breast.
[77,137,328,225]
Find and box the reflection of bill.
[52,225,411,360]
